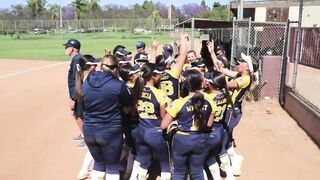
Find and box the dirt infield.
[0,59,319,180]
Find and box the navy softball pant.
[135,126,170,172]
[205,122,224,166]
[172,132,208,180]
[221,108,242,151]
[83,126,123,174]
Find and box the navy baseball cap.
[118,56,132,64]
[153,65,166,74]
[63,39,81,50]
[86,57,101,65]
[115,48,132,57]
[129,64,141,75]
[191,59,205,68]
[136,41,146,49]
[134,52,149,63]
[216,45,225,51]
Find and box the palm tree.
[27,0,47,20]
[72,0,88,21]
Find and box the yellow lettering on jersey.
[141,92,152,100]
[186,105,208,112]
[161,75,170,81]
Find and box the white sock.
[209,163,221,180]
[129,160,140,180]
[203,169,208,180]
[161,172,171,180]
[137,167,148,180]
[91,170,105,180]
[105,173,120,180]
[220,155,235,180]
[80,151,93,173]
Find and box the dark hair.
[81,54,95,71]
[209,72,237,117]
[75,56,88,103]
[185,69,207,131]
[200,40,214,71]
[132,63,156,106]
[119,64,132,82]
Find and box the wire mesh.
[232,19,286,101]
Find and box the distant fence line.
[0,18,179,34]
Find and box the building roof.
[175,18,233,29]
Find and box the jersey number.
[160,81,174,96]
[214,104,227,122]
[137,100,157,119]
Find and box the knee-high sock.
[80,151,93,173]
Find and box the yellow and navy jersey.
[228,74,251,108]
[207,92,227,122]
[137,86,169,128]
[166,93,217,132]
[160,66,180,101]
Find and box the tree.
[72,0,88,21]
[200,0,209,10]
[27,0,47,20]
[181,3,209,19]
[47,3,59,20]
[47,3,59,28]
[87,0,101,19]
[142,0,154,11]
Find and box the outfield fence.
[0,18,179,35]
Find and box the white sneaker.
[77,170,90,179]
[232,155,244,176]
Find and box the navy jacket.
[67,53,82,100]
[82,71,131,132]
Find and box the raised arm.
[173,34,189,74]
[149,40,159,64]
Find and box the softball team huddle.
[64,33,258,180]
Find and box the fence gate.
[231,18,286,101]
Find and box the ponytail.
[132,75,145,106]
[192,91,207,131]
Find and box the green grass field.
[0,32,172,61]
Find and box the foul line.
[0,61,69,79]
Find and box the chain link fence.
[231,18,286,101]
[284,24,320,109]
[0,19,179,35]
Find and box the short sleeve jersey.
[138,86,169,128]
[207,92,227,122]
[160,66,180,101]
[229,74,251,108]
[166,93,217,132]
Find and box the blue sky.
[0,0,231,9]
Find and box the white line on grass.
[0,61,69,79]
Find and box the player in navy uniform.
[131,63,171,180]
[204,72,236,180]
[158,34,188,101]
[82,55,132,179]
[161,69,217,180]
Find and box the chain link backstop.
[231,18,286,101]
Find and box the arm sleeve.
[68,60,77,100]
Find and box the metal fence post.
[191,18,195,50]
[247,17,252,55]
[292,0,304,92]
